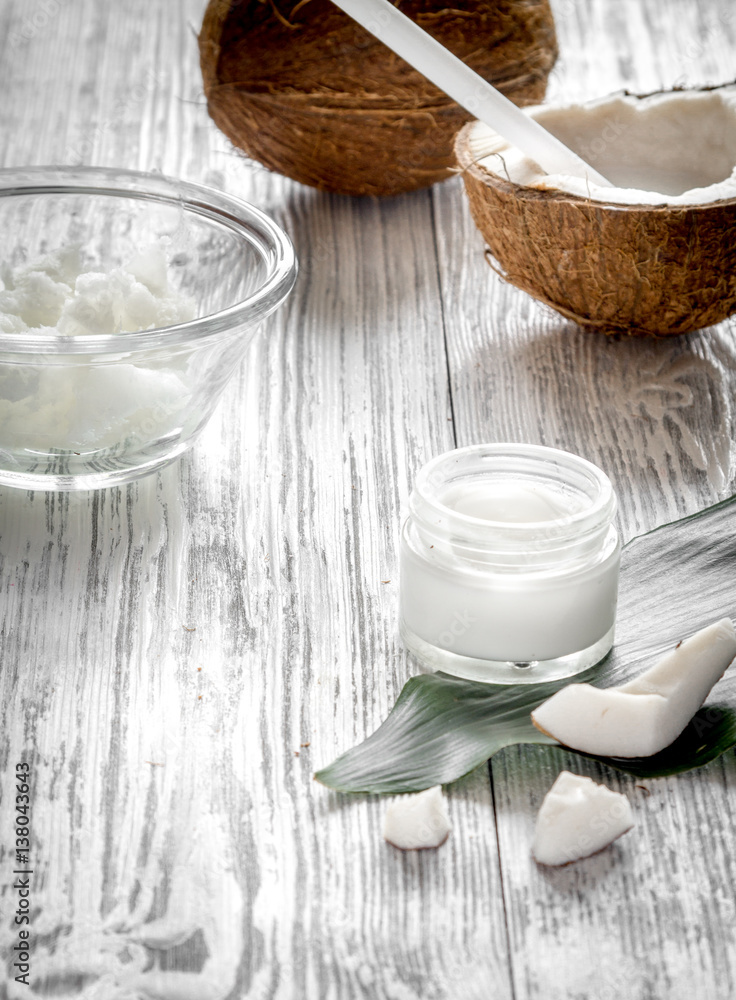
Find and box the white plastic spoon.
[330,0,613,187]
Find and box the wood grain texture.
[433,0,736,997]
[0,2,510,998]
[0,0,735,998]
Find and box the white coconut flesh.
[382,786,452,851]
[468,87,736,206]
[531,618,736,758]
[532,771,634,866]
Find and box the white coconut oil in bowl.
[0,166,296,490]
[399,443,621,684]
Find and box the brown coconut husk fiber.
[455,120,736,337]
[199,0,558,197]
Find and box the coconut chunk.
[532,771,634,866]
[532,618,736,758]
[383,786,451,851]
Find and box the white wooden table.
[1,1,736,997]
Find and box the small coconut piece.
[532,618,736,758]
[532,771,634,866]
[383,785,451,850]
[199,0,558,197]
[455,86,736,336]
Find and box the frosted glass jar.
[400,444,621,684]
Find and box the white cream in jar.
[399,444,621,683]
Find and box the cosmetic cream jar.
[399,443,621,683]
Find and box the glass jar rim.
[0,165,298,355]
[411,443,616,549]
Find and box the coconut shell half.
[199,0,558,197]
[455,89,736,337]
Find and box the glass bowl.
[0,166,297,490]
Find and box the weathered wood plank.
[433,0,736,997]
[0,1,514,997]
[3,0,736,997]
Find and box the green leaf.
[315,495,736,793]
[316,671,559,795]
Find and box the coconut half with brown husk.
[199,0,558,197]
[455,85,736,336]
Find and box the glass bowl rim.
[0,165,297,355]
